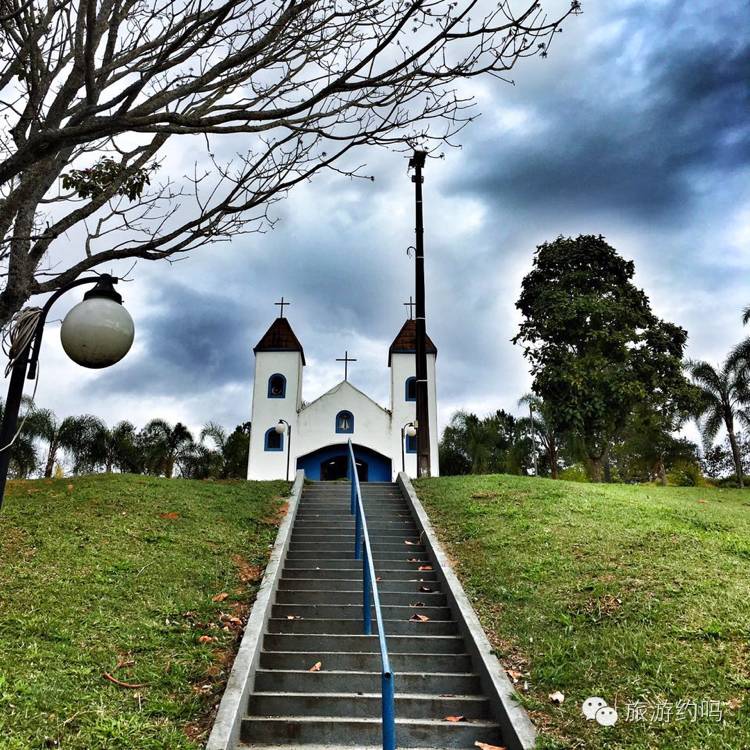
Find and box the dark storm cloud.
[452,1,750,221]
[92,280,258,395]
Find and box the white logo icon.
[582,696,619,726]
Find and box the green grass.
[414,475,750,750]
[0,473,287,750]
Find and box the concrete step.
[266,618,458,636]
[282,568,438,581]
[262,633,466,654]
[247,690,490,720]
[285,551,428,561]
[271,604,453,621]
[289,542,425,552]
[240,715,502,748]
[275,590,447,606]
[283,559,431,569]
[293,521,416,530]
[277,579,442,594]
[252,669,481,695]
[258,651,474,674]
[291,531,421,541]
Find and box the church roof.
[253,318,306,364]
[388,319,437,365]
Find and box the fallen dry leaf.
[418,565,433,571]
[410,613,430,622]
[212,592,229,603]
[286,615,302,620]
[407,557,420,562]
[404,540,417,545]
[197,635,216,644]
[474,743,507,750]
[66,484,74,492]
[308,661,322,672]
[376,576,383,582]
[102,672,147,689]
[410,602,426,607]
[159,512,180,520]
[444,715,466,722]
[549,691,565,704]
[727,697,744,710]
[419,585,434,593]
[506,669,523,683]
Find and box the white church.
[246,307,439,482]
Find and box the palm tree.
[0,397,40,478]
[101,421,139,473]
[24,409,105,477]
[728,306,750,373]
[686,360,750,488]
[518,393,560,479]
[140,419,194,478]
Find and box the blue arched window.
[264,427,284,451]
[405,377,417,402]
[267,373,286,399]
[405,433,417,453]
[335,410,354,434]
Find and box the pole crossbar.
[348,439,396,750]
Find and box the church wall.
[247,350,302,480]
[294,382,392,464]
[389,352,439,478]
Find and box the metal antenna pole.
[410,149,431,477]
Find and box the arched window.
[264,427,284,451]
[405,433,417,453]
[405,376,417,402]
[267,373,286,399]
[335,410,354,434]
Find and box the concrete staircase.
[238,481,507,749]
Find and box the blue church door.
[297,444,391,482]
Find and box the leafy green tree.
[222,423,251,479]
[100,421,141,473]
[514,235,690,482]
[438,410,531,476]
[139,420,194,478]
[686,360,750,488]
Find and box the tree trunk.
[656,456,667,486]
[726,427,744,489]
[165,457,174,479]
[44,441,58,479]
[548,436,559,479]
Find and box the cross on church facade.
[336,350,357,381]
[403,296,416,320]
[274,297,290,318]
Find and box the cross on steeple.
[403,296,416,320]
[274,297,290,318]
[336,350,357,381]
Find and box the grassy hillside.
[0,474,287,750]
[415,475,750,750]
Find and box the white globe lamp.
[405,423,417,438]
[60,278,134,368]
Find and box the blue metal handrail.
[348,439,396,750]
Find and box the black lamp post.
[275,419,292,482]
[401,421,417,474]
[0,274,134,511]
[409,149,431,477]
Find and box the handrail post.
[355,503,362,560]
[363,547,372,635]
[382,672,396,750]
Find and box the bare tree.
[0,0,580,324]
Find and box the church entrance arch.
[297,444,391,482]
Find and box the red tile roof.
[388,319,437,365]
[253,318,306,364]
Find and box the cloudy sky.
[31,0,749,442]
